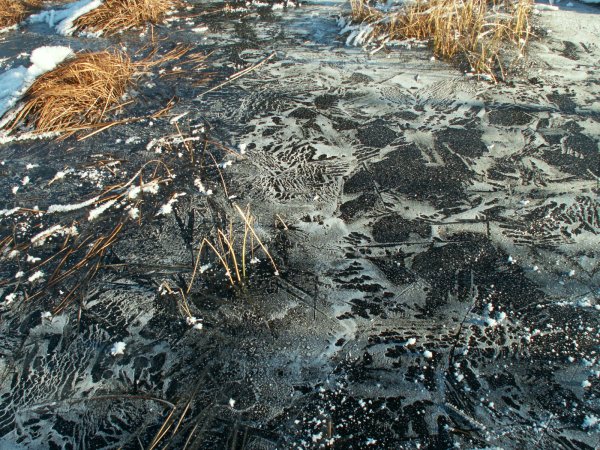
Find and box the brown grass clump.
[0,0,41,27]
[1,45,193,137]
[349,0,534,80]
[4,50,135,134]
[72,0,181,36]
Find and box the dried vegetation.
[2,46,190,138]
[0,0,41,27]
[349,0,534,79]
[72,0,182,35]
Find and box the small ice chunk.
[41,311,52,320]
[405,338,416,346]
[128,207,140,220]
[228,398,236,408]
[582,415,598,430]
[4,293,16,304]
[423,350,433,359]
[88,199,117,221]
[110,341,126,356]
[186,316,203,330]
[28,270,44,283]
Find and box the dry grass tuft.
[2,46,189,137]
[188,204,279,290]
[72,0,181,36]
[4,50,135,135]
[349,0,534,80]
[0,0,41,27]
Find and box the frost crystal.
[110,342,127,356]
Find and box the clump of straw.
[3,50,135,135]
[0,0,41,27]
[72,0,181,36]
[1,45,192,138]
[350,0,533,80]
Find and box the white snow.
[186,316,203,330]
[157,193,186,215]
[582,415,599,430]
[47,195,100,214]
[128,207,140,220]
[110,341,126,356]
[31,224,78,246]
[4,293,16,305]
[27,270,44,283]
[29,0,103,36]
[88,199,117,221]
[0,46,73,122]
[194,178,212,195]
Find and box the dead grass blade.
[187,205,279,291]
[0,0,41,28]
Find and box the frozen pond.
[0,0,599,448]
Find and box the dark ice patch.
[372,214,430,242]
[411,234,543,314]
[357,124,397,148]
[343,168,376,194]
[435,127,488,158]
[488,107,534,126]
[348,72,374,83]
[547,92,577,113]
[289,107,317,119]
[314,94,337,109]
[560,41,580,61]
[369,143,465,205]
[339,192,379,220]
[334,117,359,131]
[370,254,417,285]
[542,132,599,176]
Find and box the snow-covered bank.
[29,0,102,36]
[0,46,73,123]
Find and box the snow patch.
[110,341,126,356]
[0,46,74,121]
[29,0,103,36]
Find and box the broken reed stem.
[187,206,279,291]
[234,204,279,276]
